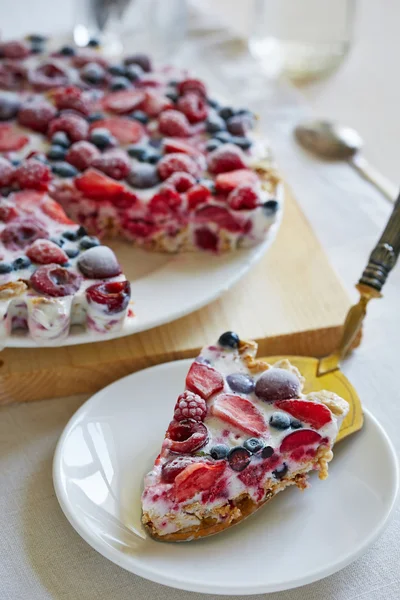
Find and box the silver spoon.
[294,120,397,203]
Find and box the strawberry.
[41,196,75,224]
[90,118,144,145]
[161,456,201,483]
[14,160,52,191]
[195,205,243,233]
[208,144,247,175]
[177,92,208,124]
[157,153,199,180]
[186,362,224,399]
[12,190,45,212]
[275,400,332,430]
[166,172,196,192]
[173,461,225,502]
[26,239,68,265]
[18,99,57,133]
[74,168,126,200]
[163,137,200,156]
[158,110,191,137]
[140,90,173,117]
[280,430,322,454]
[148,186,182,216]
[187,184,212,210]
[0,123,29,152]
[177,78,207,97]
[65,141,101,171]
[48,113,89,143]
[228,185,258,210]
[0,157,15,187]
[211,394,268,436]
[102,89,145,114]
[215,169,259,194]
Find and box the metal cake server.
[295,120,398,203]
[262,192,400,442]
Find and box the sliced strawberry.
[140,90,173,117]
[12,190,45,213]
[26,239,68,265]
[41,196,75,224]
[215,169,259,194]
[276,400,332,430]
[280,429,322,453]
[74,168,126,200]
[174,461,225,502]
[0,123,29,152]
[186,361,224,400]
[90,118,144,145]
[102,89,145,114]
[195,205,243,233]
[212,394,268,436]
[163,137,200,156]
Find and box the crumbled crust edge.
[143,447,332,542]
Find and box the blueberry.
[273,463,288,480]
[227,115,253,136]
[11,159,21,167]
[0,93,20,121]
[218,331,240,349]
[125,64,143,81]
[59,45,75,56]
[81,62,105,84]
[129,110,149,124]
[79,235,100,250]
[207,98,220,109]
[263,200,279,215]
[228,447,251,471]
[205,139,221,152]
[87,112,105,123]
[291,418,303,429]
[243,438,264,453]
[149,138,162,149]
[52,162,78,178]
[127,163,160,189]
[206,115,226,134]
[214,131,232,144]
[90,128,112,149]
[51,131,70,148]
[261,446,274,459]
[77,225,88,237]
[219,107,236,120]
[0,186,16,197]
[269,412,291,430]
[65,247,79,258]
[87,38,100,47]
[26,34,47,43]
[226,373,254,394]
[0,262,13,274]
[50,236,65,247]
[109,76,131,91]
[62,230,79,242]
[13,256,31,270]
[124,53,152,73]
[210,444,229,460]
[30,41,44,54]
[127,144,160,163]
[166,90,178,103]
[108,64,126,76]
[47,145,67,160]
[231,136,252,150]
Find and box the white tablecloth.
[1,2,399,599]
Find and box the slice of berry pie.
[142,333,349,541]
[0,35,281,342]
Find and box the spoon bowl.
[295,120,363,160]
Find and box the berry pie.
[0,36,281,342]
[142,332,349,541]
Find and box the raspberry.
[177,92,208,124]
[0,200,19,223]
[157,153,198,180]
[0,40,30,59]
[228,185,258,210]
[174,390,207,422]
[0,158,15,187]
[158,110,191,137]
[208,143,247,175]
[52,86,92,116]
[48,113,89,143]
[14,160,52,191]
[187,184,212,210]
[149,186,182,216]
[166,172,196,193]
[92,149,131,180]
[26,239,69,265]
[18,99,57,133]
[177,78,207,97]
[65,141,100,171]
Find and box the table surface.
[1,2,400,600]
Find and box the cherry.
[166,419,208,454]
[255,368,301,402]
[30,264,82,297]
[86,280,130,314]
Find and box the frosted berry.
[14,160,52,191]
[1,218,48,250]
[158,110,191,137]
[157,152,198,180]
[92,149,131,180]
[65,141,100,171]
[166,419,208,454]
[18,98,57,133]
[228,185,258,210]
[0,158,15,187]
[255,368,301,402]
[77,245,121,279]
[48,113,89,143]
[31,264,82,297]
[124,53,152,72]
[26,239,68,265]
[177,78,207,97]
[86,280,131,314]
[166,171,196,192]
[0,93,20,121]
[177,92,208,124]
[208,143,247,175]
[174,390,207,422]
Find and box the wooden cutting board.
[0,186,353,405]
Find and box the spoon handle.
[350,155,398,203]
